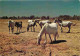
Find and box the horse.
[37,23,59,45]
[15,21,22,33]
[38,20,51,28]
[28,19,41,24]
[8,19,15,34]
[28,20,34,23]
[27,20,37,32]
[54,19,74,33]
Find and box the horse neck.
[38,25,45,37]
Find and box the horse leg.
[33,26,35,32]
[41,25,42,28]
[20,27,21,33]
[37,30,45,45]
[53,34,57,42]
[9,27,10,34]
[21,27,22,32]
[67,25,71,33]
[37,35,42,45]
[19,27,20,33]
[48,34,52,43]
[11,28,14,34]
[37,33,43,45]
[61,26,63,32]
[17,27,18,32]
[31,27,32,32]
[44,33,47,44]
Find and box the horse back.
[15,22,22,27]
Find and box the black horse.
[15,21,22,33]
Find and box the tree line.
[0,15,80,20]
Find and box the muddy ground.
[0,19,80,56]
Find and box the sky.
[0,0,80,17]
[0,0,79,1]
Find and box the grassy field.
[0,19,80,56]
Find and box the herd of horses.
[8,19,75,45]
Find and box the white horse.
[37,23,59,45]
[38,20,51,28]
[28,20,34,23]
[8,19,15,34]
[54,19,74,33]
[27,20,37,32]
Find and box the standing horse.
[38,20,51,28]
[37,23,59,45]
[28,20,34,23]
[8,19,15,34]
[27,20,37,32]
[15,21,22,33]
[54,19,74,33]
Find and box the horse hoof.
[67,32,70,33]
[61,31,63,32]
[38,43,40,45]
[50,41,53,44]
[37,42,40,45]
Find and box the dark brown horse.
[15,21,22,33]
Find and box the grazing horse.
[38,20,51,28]
[37,23,59,45]
[8,19,15,34]
[54,19,73,33]
[27,20,37,32]
[15,21,22,33]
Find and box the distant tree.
[41,16,46,19]
[30,15,35,19]
[73,15,78,20]
[46,16,49,19]
[1,16,8,19]
[77,16,80,20]
[58,15,72,20]
[18,16,20,19]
